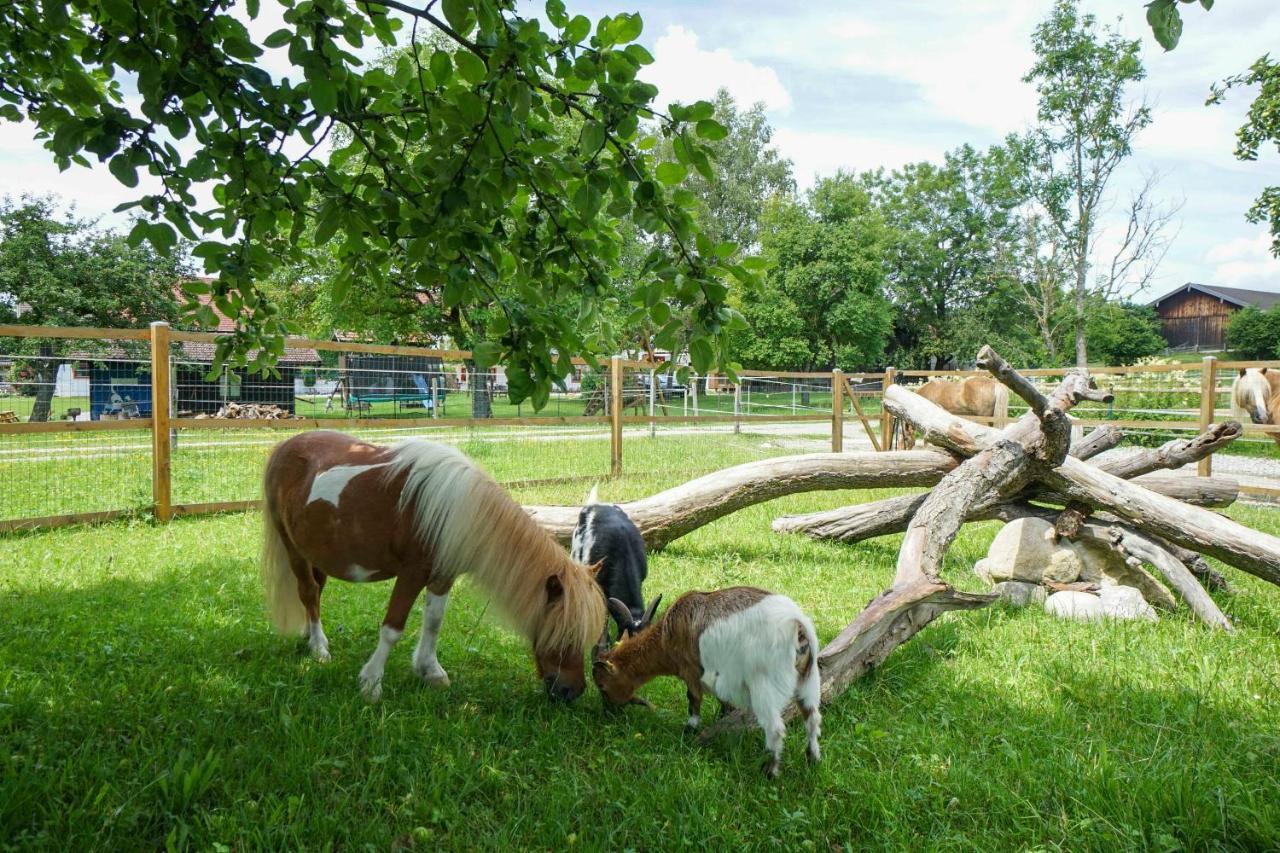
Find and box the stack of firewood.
[195,402,295,420]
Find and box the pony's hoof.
[422,672,450,689]
[359,673,383,703]
[311,647,331,663]
[414,661,450,688]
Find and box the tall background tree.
[0,196,186,421]
[736,174,892,372]
[1021,0,1152,367]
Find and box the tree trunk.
[469,366,491,419]
[27,344,58,423]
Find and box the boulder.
[1045,590,1103,621]
[976,517,1177,610]
[1044,585,1157,623]
[993,580,1047,607]
[975,517,1081,585]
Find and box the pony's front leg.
[412,583,453,688]
[359,573,425,702]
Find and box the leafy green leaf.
[263,29,291,49]
[442,0,473,35]
[655,161,687,185]
[695,119,728,141]
[454,51,487,85]
[471,341,502,368]
[109,154,138,188]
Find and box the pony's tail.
[991,383,1010,427]
[261,476,307,635]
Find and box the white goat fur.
[699,595,822,767]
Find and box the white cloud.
[771,127,944,188]
[644,25,791,113]
[1205,230,1280,291]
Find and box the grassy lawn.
[1,439,1279,850]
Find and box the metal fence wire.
[5,322,1280,534]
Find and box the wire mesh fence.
[7,321,1280,534]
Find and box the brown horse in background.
[896,376,1010,448]
[261,431,606,702]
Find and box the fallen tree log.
[771,470,1238,543]
[526,450,958,549]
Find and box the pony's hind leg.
[359,572,426,702]
[412,583,453,688]
[290,554,330,662]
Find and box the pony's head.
[1233,368,1273,424]
[530,559,608,702]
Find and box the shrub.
[1226,305,1280,359]
[1085,301,1166,365]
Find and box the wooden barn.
[1147,283,1280,351]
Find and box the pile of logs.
[195,402,296,420]
[527,346,1280,736]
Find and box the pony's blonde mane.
[1232,369,1273,422]
[386,440,604,654]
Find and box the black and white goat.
[592,586,822,778]
[571,486,657,640]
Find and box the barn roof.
[1148,282,1280,311]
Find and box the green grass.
[1,443,1279,850]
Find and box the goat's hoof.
[762,759,781,779]
[311,646,331,663]
[806,745,821,764]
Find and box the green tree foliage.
[1022,0,1150,367]
[736,176,891,371]
[1226,305,1280,360]
[0,1,756,409]
[867,144,1025,369]
[0,196,187,420]
[1082,299,1166,366]
[1210,57,1280,260]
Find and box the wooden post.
[692,373,699,417]
[610,355,623,477]
[1198,355,1217,477]
[831,368,844,453]
[881,366,896,451]
[150,321,173,522]
[734,381,742,434]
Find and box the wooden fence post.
[734,380,742,434]
[150,321,173,522]
[1198,355,1217,477]
[831,368,844,453]
[610,355,623,477]
[881,366,896,451]
[648,368,657,439]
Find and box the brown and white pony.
[261,431,606,702]
[1231,367,1280,447]
[897,376,1009,449]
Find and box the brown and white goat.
[592,586,821,778]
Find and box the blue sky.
[2,0,1277,300]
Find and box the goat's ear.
[545,574,563,602]
[607,597,632,626]
[642,594,663,627]
[1264,367,1271,375]
[589,560,606,580]
[1240,368,1248,377]
[592,658,616,674]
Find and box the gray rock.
[993,580,1047,607]
[1097,585,1158,621]
[1045,590,1104,621]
